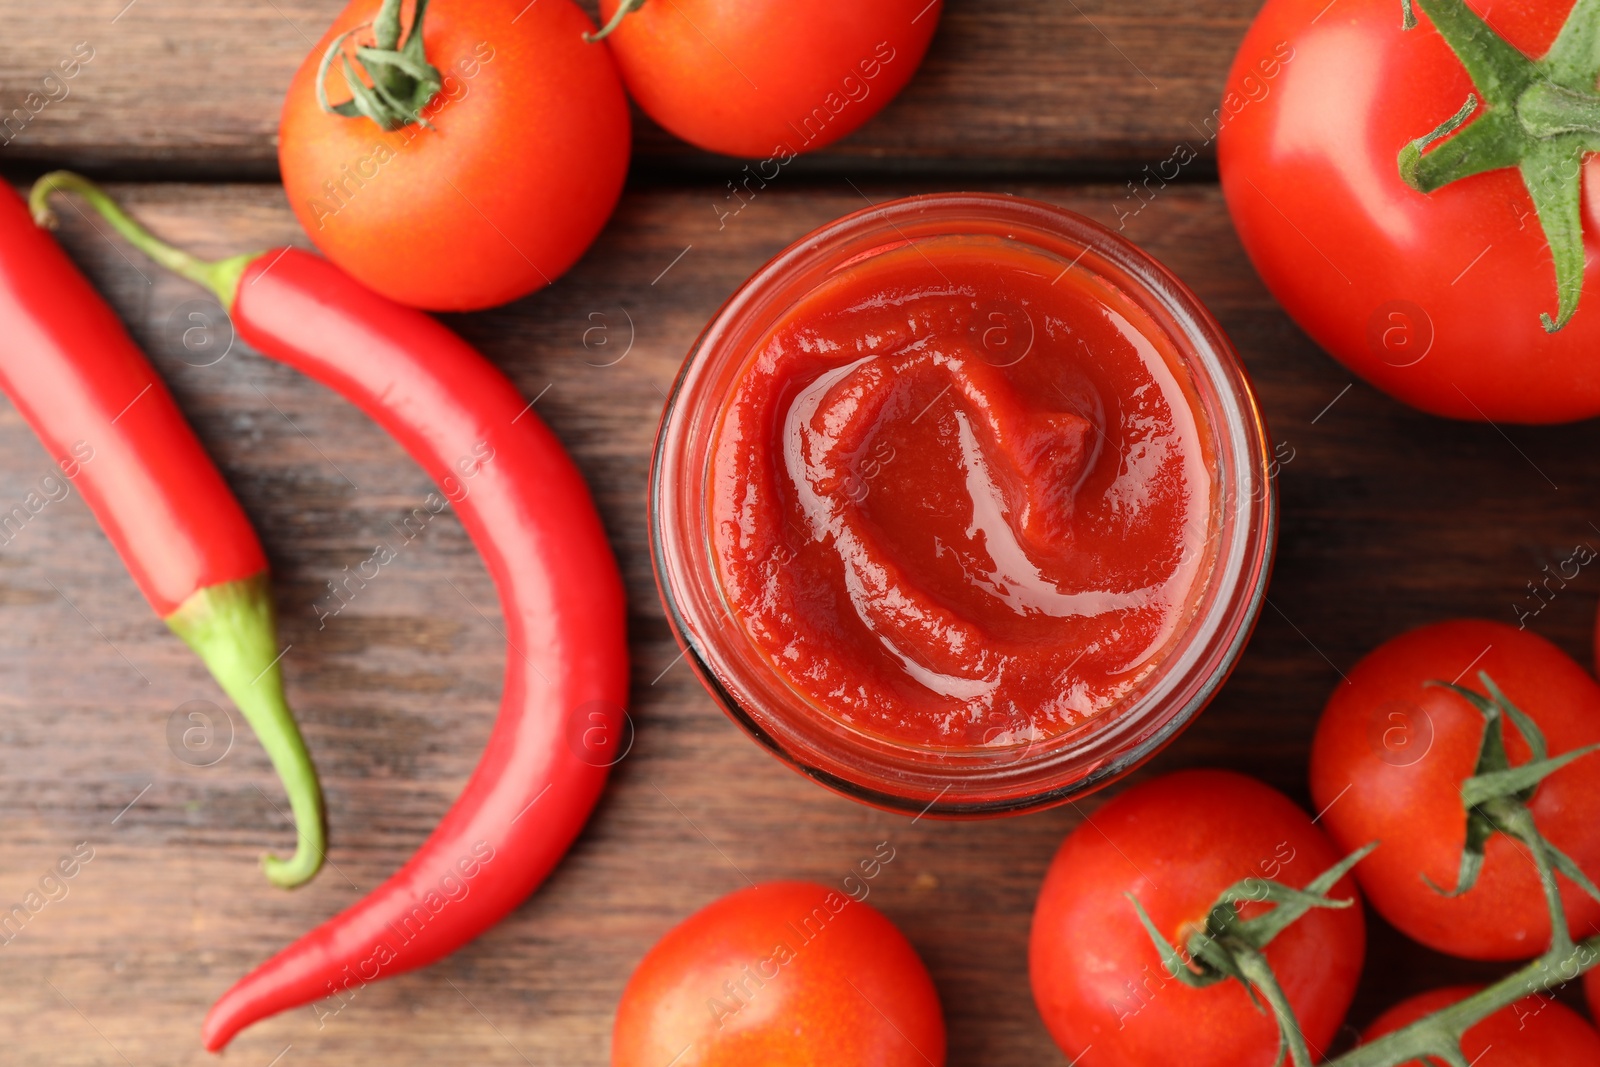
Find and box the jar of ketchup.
[651,193,1276,816]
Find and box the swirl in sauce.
[710,235,1215,748]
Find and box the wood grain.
[0,178,1592,1065]
[0,0,1251,177]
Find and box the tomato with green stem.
[279,0,629,310]
[1029,770,1367,1067]
[588,0,941,159]
[1310,620,1600,960]
[612,880,945,1067]
[1219,0,1600,423]
[1364,986,1600,1065]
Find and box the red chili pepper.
[28,174,630,1050]
[7,179,325,888]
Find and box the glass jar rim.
[650,191,1277,818]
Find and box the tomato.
[1363,985,1600,1064]
[1309,619,1600,960]
[1028,770,1364,1067]
[279,0,629,311]
[1585,967,1600,1023]
[593,0,940,159]
[1218,0,1600,423]
[611,880,945,1067]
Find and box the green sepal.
[1414,0,1538,101]
[315,0,444,132]
[1128,892,1219,989]
[1394,0,1600,329]
[1398,107,1525,192]
[1521,136,1589,331]
[1463,743,1600,806]
[1422,672,1600,901]
[1126,844,1377,1067]
[1544,0,1600,83]
[1230,842,1376,946]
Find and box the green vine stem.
[584,0,647,42]
[1423,672,1600,904]
[1325,908,1599,1066]
[1396,0,1600,331]
[1321,670,1600,1066]
[1156,666,1600,1067]
[1132,845,1376,1067]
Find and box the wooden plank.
[0,0,1251,176]
[0,179,1589,1066]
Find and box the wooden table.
[0,2,1590,1064]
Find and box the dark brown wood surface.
[1,4,1596,1066]
[0,0,1246,176]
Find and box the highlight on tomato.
[1219,0,1600,423]
[279,0,630,311]
[1363,985,1600,1065]
[1309,619,1600,960]
[611,880,945,1067]
[588,0,942,159]
[1029,769,1367,1067]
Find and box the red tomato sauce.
[709,236,1216,748]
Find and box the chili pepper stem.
[29,171,256,311]
[167,575,325,888]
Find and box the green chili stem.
[28,171,255,309]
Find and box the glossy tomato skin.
[1364,985,1600,1064]
[1310,620,1600,960]
[612,880,945,1067]
[595,0,940,159]
[1219,0,1600,423]
[279,0,629,311]
[1029,770,1365,1067]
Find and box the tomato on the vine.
[279,0,630,310]
[591,0,941,159]
[1219,0,1600,423]
[1310,620,1600,960]
[612,880,945,1067]
[1364,985,1600,1064]
[1029,770,1365,1067]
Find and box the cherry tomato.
[1029,769,1364,1067]
[593,0,941,159]
[1364,985,1600,1064]
[1218,0,1600,423]
[1310,620,1600,960]
[279,0,629,311]
[612,880,945,1067]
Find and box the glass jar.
[650,192,1276,817]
